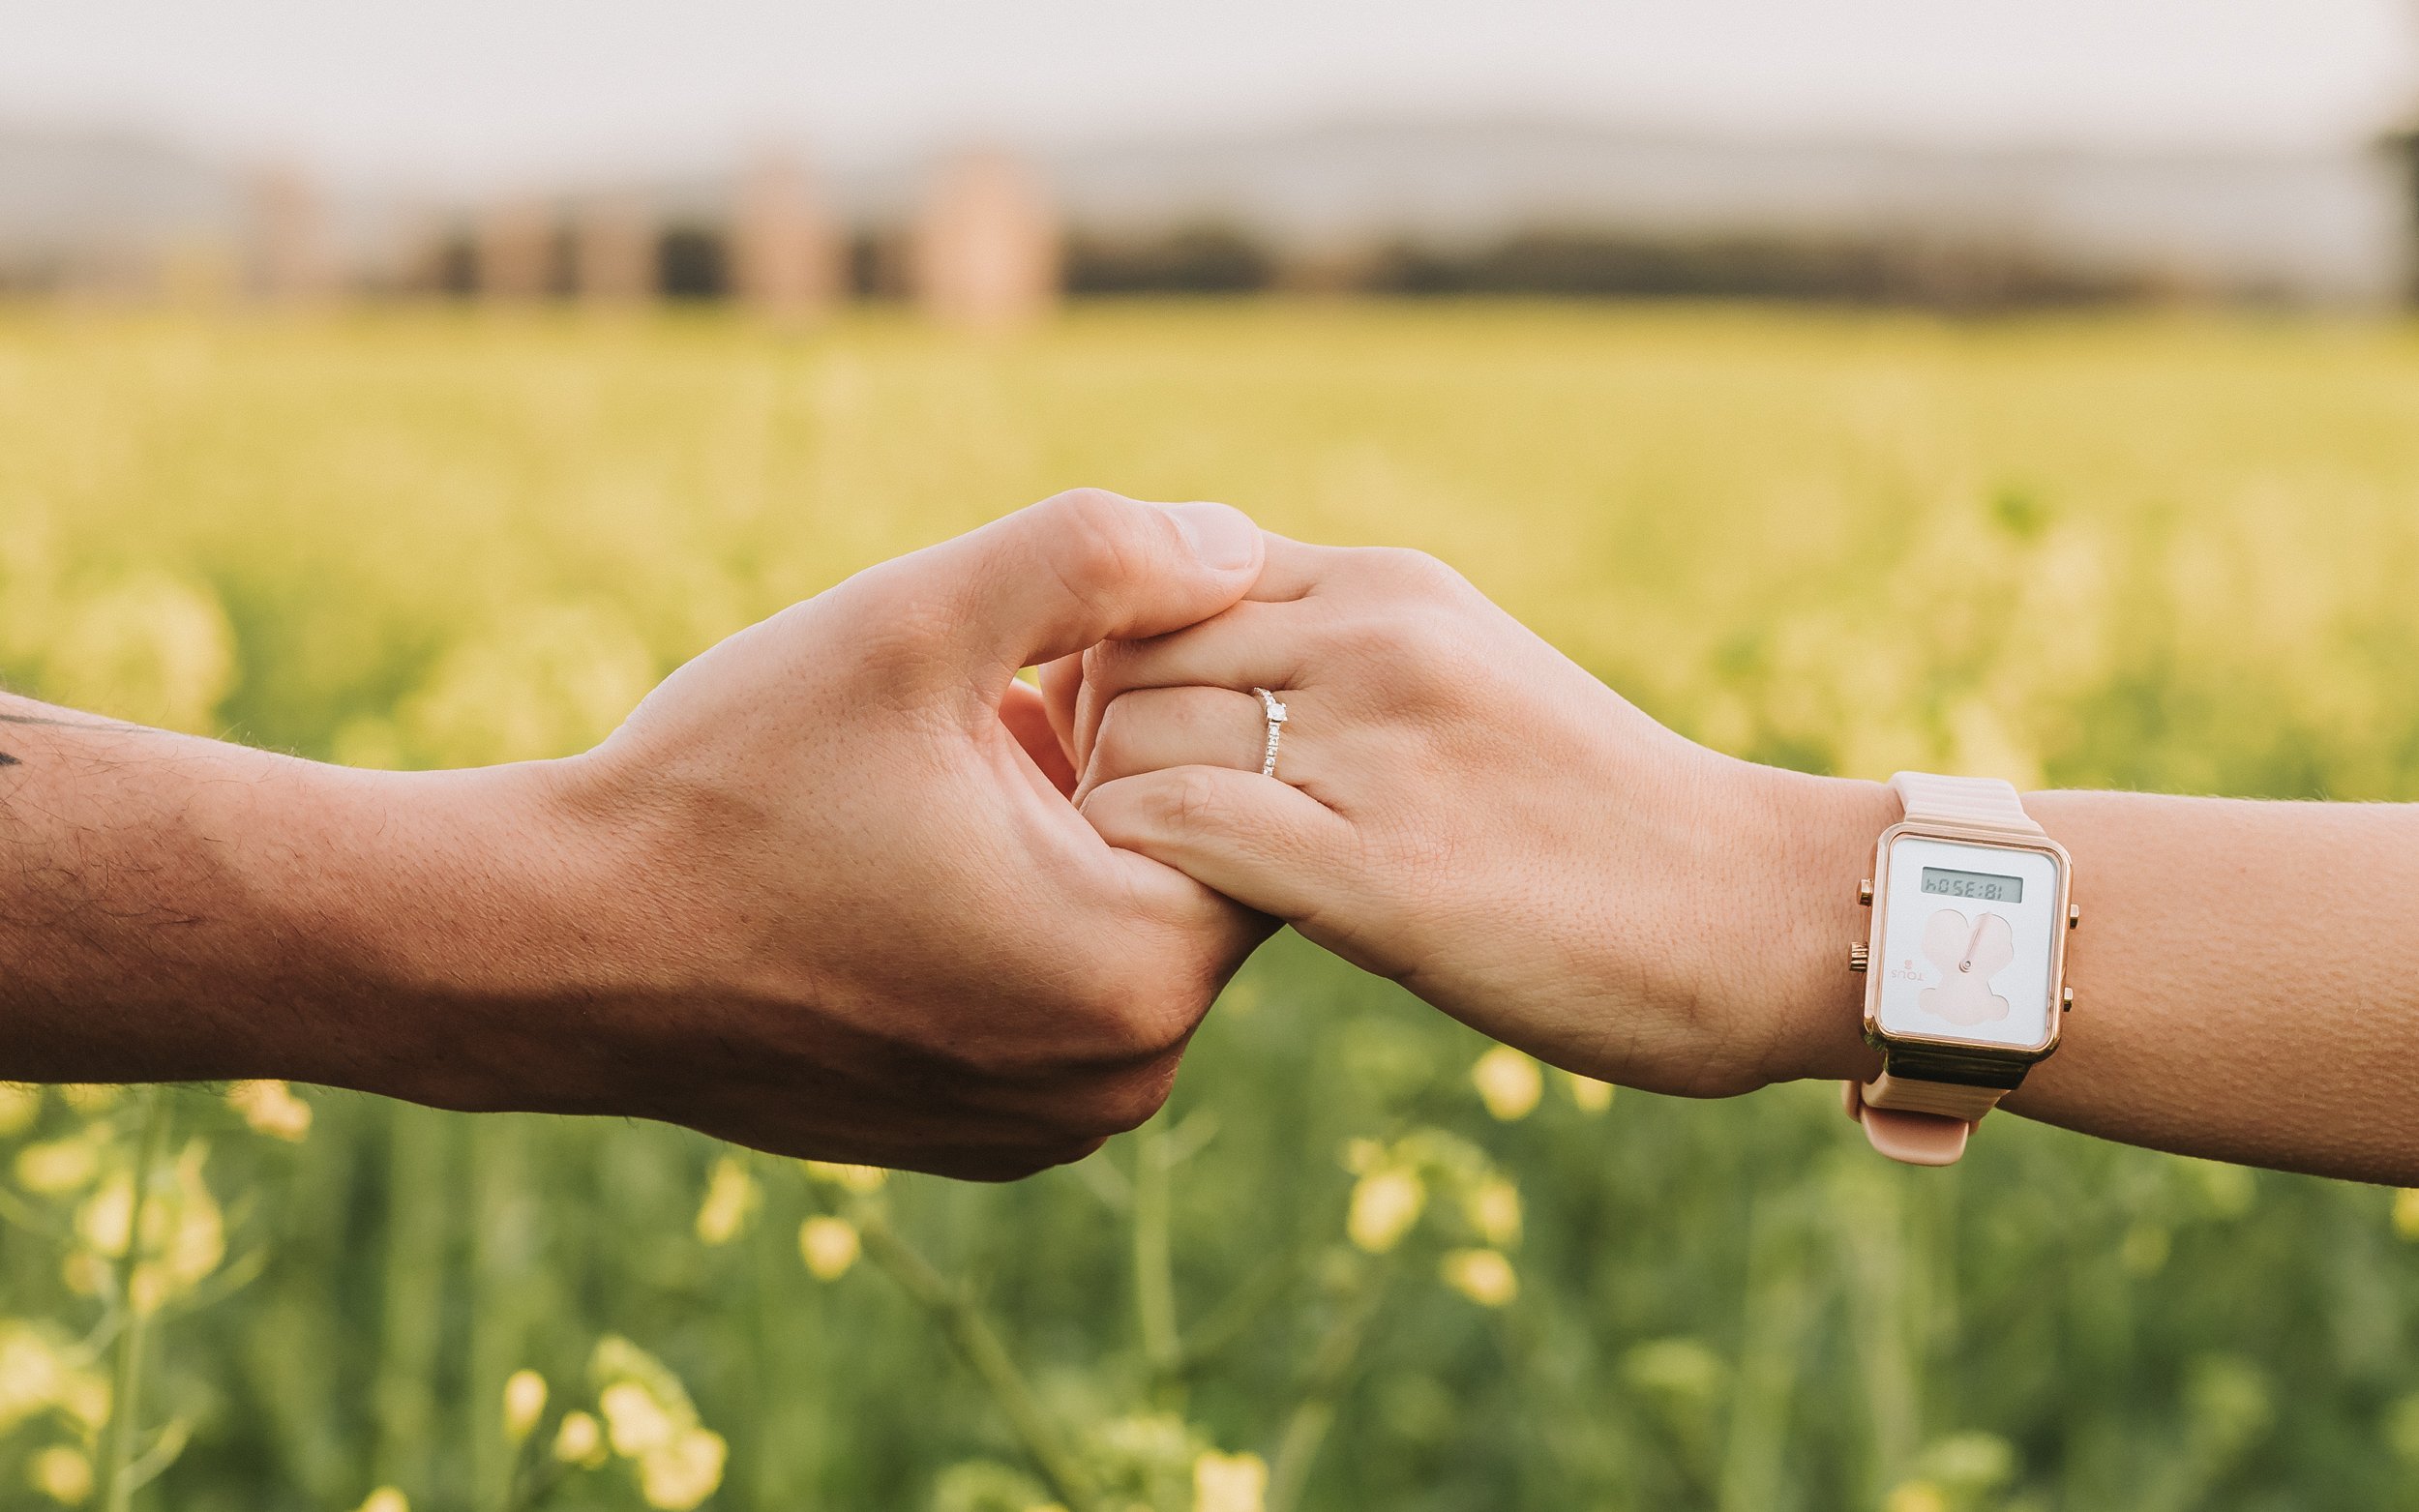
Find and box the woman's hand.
[1056,536,1893,1100]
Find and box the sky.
[4,0,2413,187]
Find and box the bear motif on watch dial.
[1918,907,2014,1025]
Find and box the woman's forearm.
[1069,532,2419,1184]
[1765,774,2419,1182]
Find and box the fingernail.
[1162,501,1259,572]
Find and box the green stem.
[1266,1256,1392,1512]
[97,1085,172,1512]
[1131,1122,1181,1396]
[373,1104,453,1499]
[498,1451,574,1512]
[1176,1255,1293,1379]
[1830,1160,1920,1500]
[854,1205,1100,1512]
[469,1120,534,1512]
[1717,1195,1817,1512]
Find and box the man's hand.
[0,490,1272,1179]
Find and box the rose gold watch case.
[1861,818,2073,1064]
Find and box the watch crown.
[1858,879,1873,906]
[1848,942,1870,973]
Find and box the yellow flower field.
[2,302,2418,1509]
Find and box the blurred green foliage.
[2,303,2418,1510]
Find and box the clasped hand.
[535,490,1854,1179]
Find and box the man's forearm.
[1763,773,2419,1183]
[0,695,626,1108]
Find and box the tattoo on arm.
[0,712,152,735]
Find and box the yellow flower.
[225,1081,313,1141]
[1562,1070,1615,1113]
[2120,1223,2169,1278]
[600,1380,676,1457]
[554,1410,607,1467]
[0,1326,64,1431]
[30,1445,93,1504]
[2393,1188,2419,1240]
[1442,1248,1518,1307]
[160,1143,227,1288]
[1347,1168,1425,1254]
[503,1369,549,1441]
[59,1254,108,1297]
[56,1372,108,1433]
[1471,1047,1541,1121]
[0,1083,39,1137]
[693,1155,761,1246]
[1466,1178,1523,1249]
[1882,1481,1949,1512]
[16,1138,102,1195]
[75,1175,134,1259]
[800,1217,861,1280]
[1192,1450,1268,1512]
[802,1160,888,1193]
[354,1489,409,1512]
[42,572,237,734]
[119,1142,227,1313]
[638,1427,728,1510]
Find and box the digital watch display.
[1844,773,2077,1167]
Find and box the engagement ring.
[1253,687,1288,779]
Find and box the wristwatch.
[1843,772,2077,1166]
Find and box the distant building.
[246,164,333,303]
[913,150,1060,330]
[476,197,553,301]
[732,151,841,322]
[571,193,654,305]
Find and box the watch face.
[1872,833,2065,1052]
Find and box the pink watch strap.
[1846,773,2043,1166]
[1842,1082,1971,1165]
[1888,772,2042,838]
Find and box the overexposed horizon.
[3,0,2414,190]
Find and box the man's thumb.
[900,489,1263,686]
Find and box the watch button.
[2069,904,2081,930]
[2062,986,2076,1015]
[1858,878,1873,906]
[1849,943,1870,973]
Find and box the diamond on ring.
[1253,687,1288,779]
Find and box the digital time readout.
[1920,867,2023,903]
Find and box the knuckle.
[1078,638,1143,712]
[1063,964,1208,1070]
[1076,1059,1181,1137]
[1326,608,1426,676]
[1036,489,1157,602]
[947,1140,1102,1182]
[1090,694,1146,777]
[1155,766,1231,830]
[1365,546,1468,598]
[1393,603,1478,674]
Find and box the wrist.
[284,756,668,1114]
[1716,762,1896,1088]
